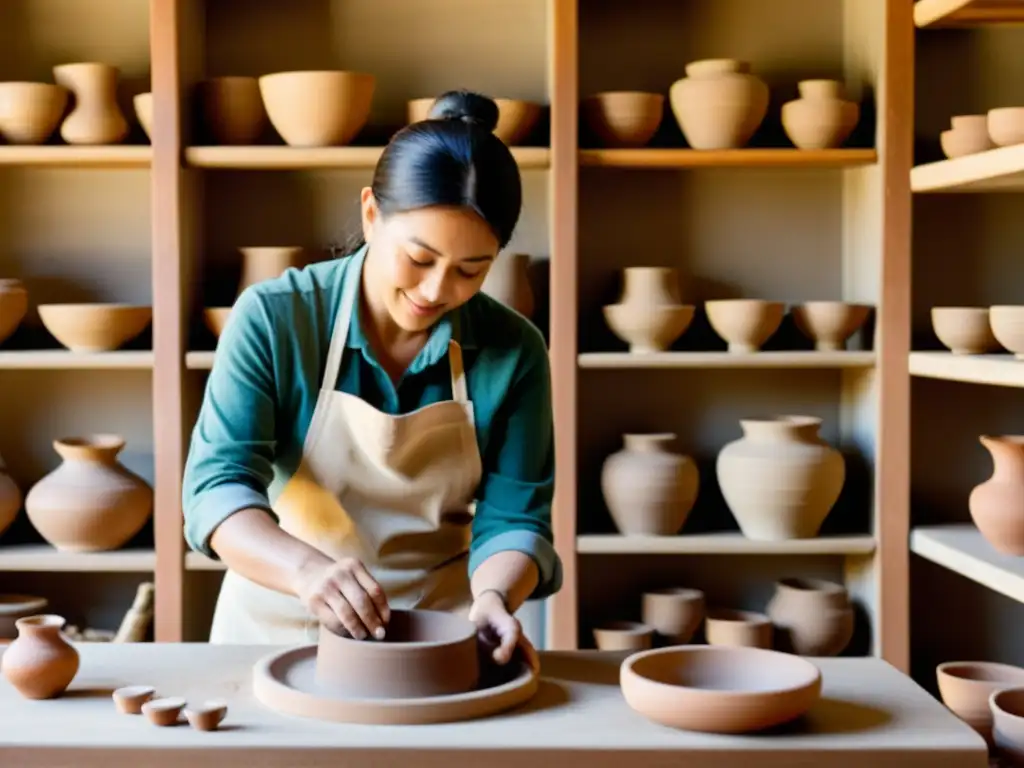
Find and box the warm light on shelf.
[578,148,877,169]
[0,146,151,168]
[577,533,876,555]
[185,146,550,170]
[913,0,1024,28]
[578,351,875,369]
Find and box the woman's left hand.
[468,589,539,670]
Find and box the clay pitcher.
[237,246,307,297]
[765,578,854,656]
[481,252,534,318]
[1,614,79,699]
[668,59,769,150]
[969,435,1024,555]
[53,63,129,145]
[0,450,22,539]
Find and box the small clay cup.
[113,684,156,714]
[704,609,773,649]
[989,306,1024,359]
[184,700,228,731]
[988,107,1024,147]
[937,661,1024,744]
[641,588,705,643]
[593,621,654,651]
[142,696,186,726]
[992,687,1024,761]
[931,307,1000,355]
[705,299,785,353]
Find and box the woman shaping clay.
[182,90,561,665]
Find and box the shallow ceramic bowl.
[989,306,1024,358]
[991,687,1024,759]
[406,97,541,146]
[581,91,665,148]
[0,594,47,638]
[791,301,871,351]
[134,93,152,141]
[315,608,479,699]
[931,307,1000,355]
[988,107,1024,147]
[259,71,375,147]
[937,661,1024,743]
[593,621,655,651]
[704,609,773,649]
[0,82,68,145]
[705,299,785,353]
[0,279,28,345]
[603,303,695,354]
[203,307,232,338]
[38,304,152,352]
[620,645,821,733]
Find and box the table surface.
[0,644,989,768]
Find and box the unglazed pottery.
[619,645,822,733]
[25,434,154,552]
[641,588,705,643]
[581,91,664,148]
[133,93,152,140]
[704,609,773,649]
[1,614,79,699]
[931,307,1000,355]
[142,697,186,726]
[481,252,534,317]
[941,115,993,159]
[259,71,375,147]
[791,301,871,351]
[0,594,47,638]
[988,107,1024,147]
[407,97,541,145]
[781,80,859,150]
[38,303,152,352]
[0,82,68,144]
[0,279,28,345]
[765,577,854,656]
[603,267,695,353]
[593,621,654,651]
[113,684,156,714]
[237,246,307,296]
[198,76,267,145]
[717,416,845,540]
[936,661,1024,744]
[969,435,1024,555]
[992,687,1024,762]
[184,700,228,731]
[601,433,699,535]
[52,63,129,145]
[669,59,769,150]
[0,450,22,540]
[705,299,785,352]
[203,307,233,338]
[989,306,1024,358]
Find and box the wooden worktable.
[0,644,988,767]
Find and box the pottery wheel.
[252,644,539,725]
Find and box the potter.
[182,91,561,666]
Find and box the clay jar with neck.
[669,58,769,150]
[969,435,1024,555]
[481,252,534,318]
[53,63,129,145]
[1,614,80,699]
[765,578,854,656]
[781,79,860,150]
[237,246,307,297]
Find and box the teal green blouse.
[182,246,562,600]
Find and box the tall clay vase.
[601,433,699,535]
[237,246,306,297]
[52,63,129,145]
[782,80,860,150]
[765,578,854,656]
[1,614,79,699]
[669,59,769,150]
[25,435,153,552]
[482,252,535,318]
[0,451,22,539]
[716,416,845,540]
[968,436,1024,555]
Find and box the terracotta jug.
[600,433,699,535]
[0,451,22,539]
[1,614,79,699]
[765,577,854,656]
[969,435,1024,555]
[782,80,860,150]
[237,246,307,297]
[52,63,129,145]
[25,435,153,552]
[481,252,534,318]
[669,59,769,150]
[716,416,845,540]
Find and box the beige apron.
[208,251,483,644]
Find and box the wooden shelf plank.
[909,351,1024,387]
[0,545,155,572]
[911,144,1024,192]
[185,351,214,369]
[0,146,151,168]
[579,351,876,369]
[578,148,877,169]
[578,533,876,555]
[184,552,225,571]
[0,351,154,369]
[914,0,1024,27]
[911,524,1024,604]
[185,146,551,170]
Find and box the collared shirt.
[182,246,562,600]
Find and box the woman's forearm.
[470,550,539,613]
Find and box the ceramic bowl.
[203,307,232,338]
[937,661,1024,743]
[38,304,152,352]
[112,684,156,714]
[620,645,822,733]
[989,306,1024,358]
[0,82,68,145]
[988,107,1024,147]
[198,76,267,145]
[791,301,871,351]
[134,93,152,141]
[0,594,47,639]
[931,307,1000,355]
[141,696,185,727]
[991,687,1024,759]
[581,91,665,148]
[603,303,695,354]
[641,588,705,643]
[593,621,655,651]
[705,299,785,353]
[184,699,228,731]
[406,97,541,146]
[704,609,773,649]
[259,70,375,147]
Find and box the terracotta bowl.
[931,307,1000,355]
[988,107,1024,147]
[593,621,655,651]
[112,684,156,714]
[0,595,47,639]
[406,97,541,145]
[203,307,232,338]
[989,306,1024,359]
[704,609,773,649]
[198,76,267,145]
[641,588,705,643]
[603,303,695,354]
[991,687,1024,760]
[259,71,375,147]
[937,662,1024,744]
[791,301,871,351]
[0,279,28,345]
[581,91,665,148]
[0,82,68,145]
[134,93,152,141]
[315,609,479,699]
[941,115,993,158]
[38,304,152,352]
[705,299,785,353]
[620,645,822,733]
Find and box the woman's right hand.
[294,555,390,640]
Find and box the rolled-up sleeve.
[182,287,279,559]
[467,325,563,600]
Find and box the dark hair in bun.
[366,90,521,249]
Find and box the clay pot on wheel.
[52,63,129,145]
[481,252,534,317]
[669,59,769,150]
[969,435,1024,555]
[1,614,79,699]
[765,577,854,656]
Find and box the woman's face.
[361,188,500,333]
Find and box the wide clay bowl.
[603,303,695,354]
[931,307,1000,355]
[259,70,375,147]
[581,91,665,148]
[315,608,479,699]
[620,645,822,733]
[705,299,785,353]
[38,304,152,352]
[704,609,773,649]
[991,687,1024,760]
[406,97,541,145]
[937,661,1024,742]
[791,301,871,351]
[0,82,68,145]
[989,306,1024,359]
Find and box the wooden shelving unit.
[911,144,1024,193]
[911,525,1024,604]
[578,351,876,370]
[909,352,1024,387]
[186,146,551,171]
[913,0,1024,28]
[577,148,877,169]
[577,533,877,556]
[0,146,151,168]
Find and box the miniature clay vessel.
[184,700,228,731]
[601,433,699,535]
[669,59,769,150]
[37,303,152,352]
[199,76,267,145]
[0,279,28,346]
[641,588,705,643]
[969,435,1024,555]
[991,687,1024,761]
[704,609,773,649]
[765,577,854,656]
[592,621,654,651]
[481,252,534,317]
[0,450,22,539]
[932,307,1000,355]
[781,80,859,150]
[0,594,47,638]
[113,684,156,714]
[237,246,307,296]
[134,93,152,140]
[791,301,871,351]
[936,661,1024,744]
[25,434,154,552]
[705,299,785,352]
[0,82,68,144]
[717,416,845,540]
[142,697,186,726]
[941,115,993,159]
[581,91,665,148]
[988,107,1024,148]
[989,306,1024,359]
[259,70,375,147]
[203,307,233,338]
[620,645,822,733]
[1,614,79,699]
[53,63,129,145]
[603,267,695,353]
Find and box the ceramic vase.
[25,435,153,552]
[237,246,306,297]
[52,63,129,145]
[781,80,859,150]
[765,578,854,656]
[0,279,28,345]
[0,451,22,539]
[669,59,769,150]
[716,416,845,540]
[481,252,535,318]
[968,435,1024,555]
[603,267,695,353]
[1,614,79,699]
[601,433,699,535]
